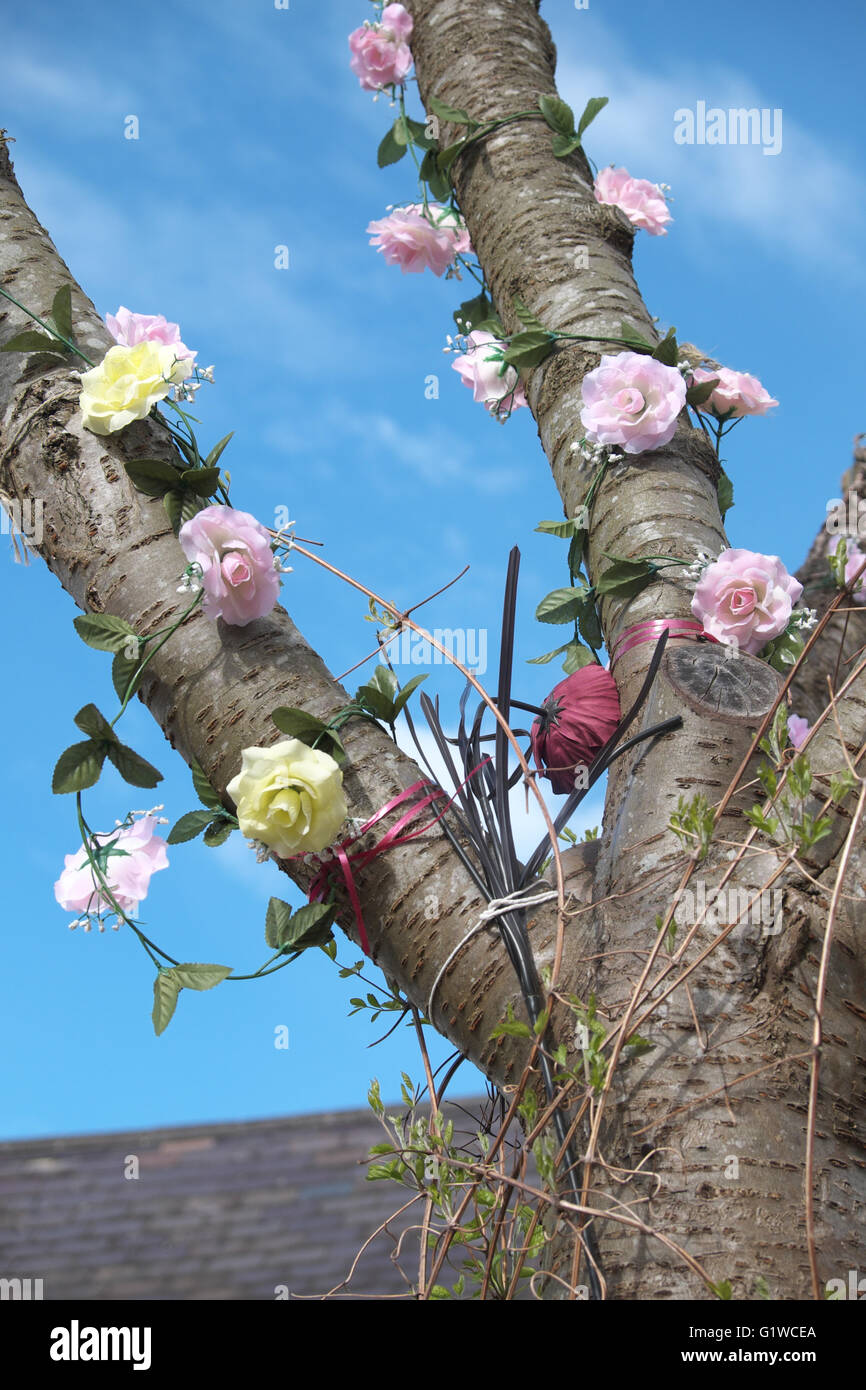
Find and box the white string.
[426,884,560,1023]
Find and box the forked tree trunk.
[1,0,864,1300]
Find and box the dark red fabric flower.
[530,665,621,794]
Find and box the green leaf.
[576,95,609,140]
[49,285,73,341]
[535,586,588,624]
[367,665,399,701]
[619,321,656,355]
[575,593,603,650]
[711,1279,733,1301]
[354,684,396,722]
[163,489,202,534]
[152,971,181,1036]
[436,140,465,174]
[562,641,595,673]
[512,296,547,334]
[179,466,221,497]
[52,740,105,794]
[123,457,183,497]
[419,149,451,201]
[73,703,118,742]
[204,432,234,469]
[270,707,346,761]
[111,648,143,703]
[594,556,657,600]
[454,292,496,334]
[282,902,334,951]
[685,376,720,407]
[73,612,137,653]
[377,122,408,168]
[203,818,234,847]
[172,963,233,991]
[535,518,578,538]
[0,329,66,354]
[405,116,435,150]
[428,95,475,125]
[167,809,215,845]
[538,94,575,137]
[717,469,734,519]
[502,328,555,371]
[265,897,294,949]
[190,756,223,811]
[763,627,805,672]
[526,644,569,665]
[105,742,163,789]
[551,132,583,159]
[393,673,428,716]
[652,326,679,367]
[567,530,586,576]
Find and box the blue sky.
[0,0,861,1138]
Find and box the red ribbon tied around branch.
[305,766,488,957]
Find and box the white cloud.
[555,23,864,276]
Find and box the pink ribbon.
[304,765,489,957]
[609,618,719,667]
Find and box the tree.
[1,0,863,1301]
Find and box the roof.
[0,1103,490,1300]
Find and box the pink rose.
[105,306,196,362]
[691,548,803,655]
[691,366,778,418]
[593,166,672,236]
[54,815,169,920]
[580,351,686,454]
[348,14,413,91]
[367,203,472,275]
[844,540,866,603]
[381,4,413,40]
[787,714,810,750]
[179,504,281,627]
[452,330,528,418]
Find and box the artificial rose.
[451,330,528,417]
[844,540,866,603]
[787,714,811,750]
[178,504,281,627]
[580,351,686,454]
[227,739,348,856]
[593,166,672,236]
[367,203,471,275]
[105,306,196,362]
[381,3,413,40]
[54,814,169,920]
[348,10,413,91]
[530,666,621,794]
[690,366,778,418]
[691,548,803,655]
[79,341,193,435]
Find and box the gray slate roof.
[0,1103,489,1301]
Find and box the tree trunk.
[2,0,864,1300]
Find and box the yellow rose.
[226,738,348,856]
[79,341,193,435]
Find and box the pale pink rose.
[367,203,472,275]
[580,351,686,454]
[348,18,413,91]
[593,166,672,236]
[787,714,811,750]
[179,504,281,626]
[844,540,866,603]
[452,330,528,417]
[691,548,803,655]
[105,306,196,362]
[381,4,413,40]
[691,366,778,418]
[54,815,169,920]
